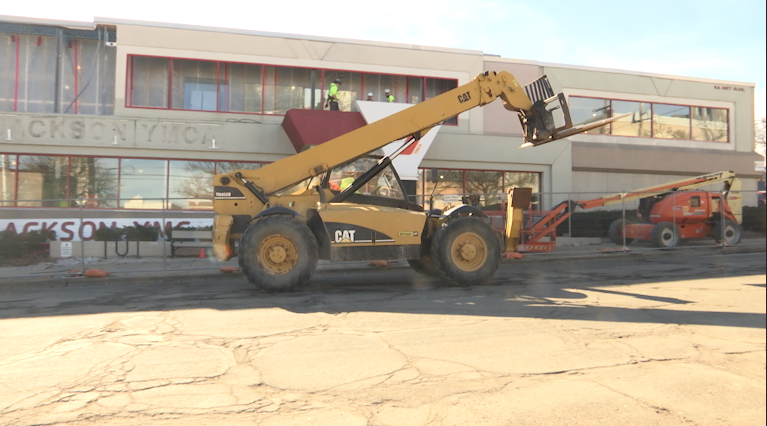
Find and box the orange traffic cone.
[199,248,206,258]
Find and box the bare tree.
[756,117,766,157]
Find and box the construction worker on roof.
[326,78,342,111]
[384,88,394,103]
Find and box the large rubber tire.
[650,222,680,248]
[408,256,443,278]
[431,217,501,286]
[238,215,318,293]
[608,219,634,246]
[712,219,742,245]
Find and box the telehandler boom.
[212,72,622,292]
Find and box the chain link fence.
[1,191,764,278]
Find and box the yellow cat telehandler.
[212,72,622,292]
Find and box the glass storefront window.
[653,104,690,140]
[0,155,272,210]
[611,100,651,137]
[569,97,611,134]
[17,155,69,207]
[465,170,504,208]
[119,158,167,209]
[692,107,728,142]
[504,172,540,210]
[69,157,118,208]
[172,59,217,111]
[130,56,169,108]
[0,154,16,204]
[426,169,463,211]
[169,160,214,210]
[217,161,262,174]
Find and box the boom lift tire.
[408,255,443,279]
[608,219,634,246]
[238,215,318,293]
[431,217,500,286]
[650,222,680,248]
[712,219,742,245]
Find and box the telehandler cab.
[212,72,622,292]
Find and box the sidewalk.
[1,238,764,284]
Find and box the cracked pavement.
[0,252,765,425]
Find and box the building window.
[611,100,651,137]
[692,107,728,142]
[69,156,118,208]
[119,158,167,209]
[569,97,611,135]
[0,23,116,115]
[17,155,70,207]
[168,160,214,210]
[417,168,541,211]
[129,56,169,108]
[0,154,17,204]
[172,59,218,111]
[220,62,263,113]
[653,103,690,140]
[570,96,729,143]
[0,153,265,210]
[126,55,458,123]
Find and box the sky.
[3,0,766,119]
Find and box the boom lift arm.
[518,171,741,252]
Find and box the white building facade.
[0,15,760,239]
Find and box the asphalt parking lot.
[0,248,765,426]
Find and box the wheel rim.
[724,224,740,243]
[258,234,298,276]
[661,228,677,246]
[450,232,487,272]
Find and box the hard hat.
[367,92,373,97]
[334,78,341,83]
[384,88,391,93]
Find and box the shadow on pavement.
[1,253,764,330]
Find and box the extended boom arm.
[221,72,624,201]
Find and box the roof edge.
[0,14,95,30]
[541,61,755,87]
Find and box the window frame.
[569,95,730,143]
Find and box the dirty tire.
[431,217,500,286]
[650,222,680,248]
[608,219,634,246]
[408,256,443,278]
[238,215,318,293]
[712,219,742,245]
